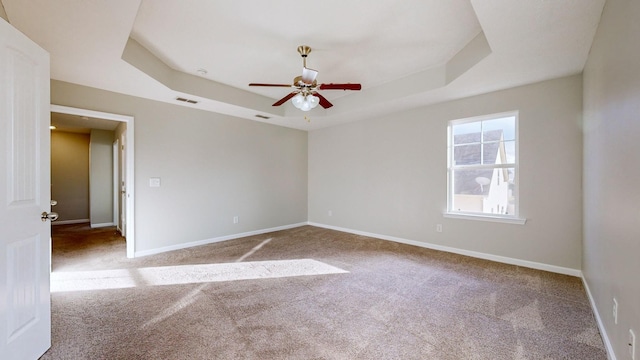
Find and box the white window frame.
[445,111,526,224]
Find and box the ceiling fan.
[249,45,362,111]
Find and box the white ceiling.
[2,0,606,131]
[50,112,121,134]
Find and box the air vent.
[255,114,271,120]
[176,97,198,104]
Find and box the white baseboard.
[134,222,308,258]
[582,276,616,360]
[307,222,581,277]
[91,222,115,228]
[52,219,90,226]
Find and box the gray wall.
[309,75,583,271]
[51,80,308,253]
[583,0,640,357]
[89,129,114,226]
[51,131,90,222]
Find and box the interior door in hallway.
[0,17,52,359]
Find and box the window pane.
[454,144,481,165]
[482,142,500,165]
[453,122,481,145]
[482,140,515,165]
[451,167,515,215]
[482,116,515,141]
[504,140,515,164]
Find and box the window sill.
[443,212,527,225]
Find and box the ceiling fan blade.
[312,92,333,109]
[272,92,298,106]
[249,83,294,87]
[301,67,318,85]
[318,83,362,91]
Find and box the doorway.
[50,105,136,258]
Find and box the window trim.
[443,212,527,225]
[446,111,526,224]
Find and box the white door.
[0,18,52,360]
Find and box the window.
[447,112,522,222]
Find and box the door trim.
[50,105,136,258]
[113,139,119,232]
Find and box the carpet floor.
[42,224,607,359]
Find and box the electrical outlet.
[233,216,239,224]
[613,298,618,324]
[436,224,442,233]
[630,329,636,360]
[328,210,332,216]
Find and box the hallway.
[52,224,126,272]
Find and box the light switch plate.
[149,177,161,187]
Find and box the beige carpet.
[42,224,607,359]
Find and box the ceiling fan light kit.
[292,92,320,111]
[249,45,362,113]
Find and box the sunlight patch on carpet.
[51,259,348,292]
[236,238,272,262]
[141,283,207,329]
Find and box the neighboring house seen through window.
[447,112,519,221]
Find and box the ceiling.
[2,0,606,131]
[50,112,121,134]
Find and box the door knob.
[41,211,59,222]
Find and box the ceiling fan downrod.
[297,45,311,67]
